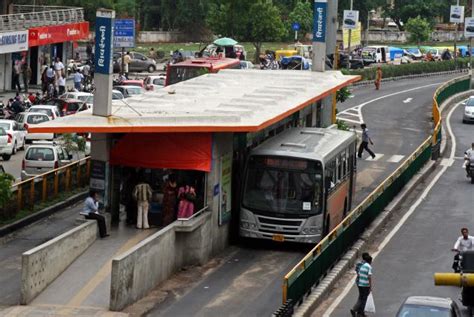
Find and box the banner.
[0,30,28,54]
[450,5,464,24]
[95,10,115,75]
[28,22,89,47]
[343,10,359,30]
[313,0,327,43]
[343,22,362,49]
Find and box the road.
[325,101,474,316]
[144,75,458,317]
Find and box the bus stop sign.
[292,22,301,31]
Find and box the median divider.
[278,75,471,314]
[20,220,98,304]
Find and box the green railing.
[282,75,471,307]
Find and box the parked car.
[16,112,54,143]
[462,97,474,123]
[82,90,125,111]
[404,48,423,60]
[59,92,93,103]
[0,127,12,161]
[144,75,166,89]
[21,143,73,180]
[113,52,157,73]
[28,105,61,120]
[0,119,27,158]
[44,98,84,116]
[240,61,254,69]
[396,296,462,317]
[113,85,145,98]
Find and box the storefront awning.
[110,133,212,172]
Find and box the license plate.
[272,234,285,242]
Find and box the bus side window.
[336,155,342,183]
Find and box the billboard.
[450,5,464,24]
[343,22,362,49]
[343,10,359,30]
[95,11,115,75]
[313,0,327,43]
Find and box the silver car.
[463,97,474,123]
[21,143,72,180]
[396,296,462,317]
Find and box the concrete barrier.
[110,212,212,311]
[20,220,98,304]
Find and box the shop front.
[0,30,28,92]
[28,21,89,85]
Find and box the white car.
[113,85,145,98]
[21,143,73,180]
[16,112,54,143]
[463,97,474,123]
[144,75,166,90]
[60,91,93,103]
[0,119,27,159]
[28,105,61,120]
[83,90,125,110]
[0,127,12,161]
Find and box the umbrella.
[213,37,238,46]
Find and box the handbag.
[365,292,376,314]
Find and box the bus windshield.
[243,156,323,216]
[167,66,210,85]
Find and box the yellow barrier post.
[282,278,288,303]
[54,172,59,197]
[17,185,23,212]
[29,180,35,210]
[76,163,82,188]
[42,176,47,203]
[65,167,71,192]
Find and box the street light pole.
[347,0,353,68]
[366,10,370,47]
[454,0,459,67]
[471,0,473,88]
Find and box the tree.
[383,0,445,31]
[287,1,312,40]
[405,16,432,48]
[247,1,287,61]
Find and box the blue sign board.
[114,19,135,48]
[95,15,114,74]
[313,0,327,43]
[292,22,301,31]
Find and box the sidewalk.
[0,305,128,317]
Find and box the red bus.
[165,57,241,86]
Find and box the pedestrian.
[149,47,157,60]
[123,51,131,78]
[46,64,55,85]
[177,184,196,219]
[82,190,109,238]
[12,60,21,92]
[21,61,32,93]
[358,123,376,159]
[54,57,65,80]
[58,75,66,96]
[162,173,178,226]
[374,66,382,90]
[452,227,474,272]
[133,180,153,229]
[73,69,84,91]
[351,253,373,317]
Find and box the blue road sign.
[313,0,327,43]
[95,14,114,74]
[292,22,301,31]
[114,19,135,48]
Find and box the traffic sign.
[292,22,301,31]
[465,17,474,38]
[114,19,135,48]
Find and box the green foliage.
[405,16,432,47]
[287,1,312,40]
[336,119,350,131]
[346,58,471,81]
[62,133,86,153]
[383,0,447,30]
[336,87,352,103]
[0,173,14,207]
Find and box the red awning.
[110,133,212,172]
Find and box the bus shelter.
[30,69,359,252]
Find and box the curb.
[294,158,437,317]
[351,69,468,87]
[0,190,88,241]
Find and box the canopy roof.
[30,69,360,134]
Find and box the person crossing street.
[358,123,376,159]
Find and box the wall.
[21,220,97,304]
[337,30,460,44]
[137,31,185,43]
[110,213,212,311]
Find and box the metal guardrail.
[177,206,208,222]
[0,6,84,32]
[280,75,471,311]
[0,157,90,221]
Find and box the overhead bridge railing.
[0,157,91,223]
[280,75,471,311]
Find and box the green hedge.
[343,58,471,81]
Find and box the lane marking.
[323,101,460,316]
[364,153,384,161]
[403,98,413,103]
[387,155,405,163]
[337,82,443,126]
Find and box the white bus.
[240,128,357,243]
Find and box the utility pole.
[454,0,459,67]
[471,0,473,89]
[347,0,353,69]
[312,0,328,72]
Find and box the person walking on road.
[83,190,109,238]
[452,227,474,272]
[58,75,66,96]
[351,253,373,317]
[133,180,153,229]
[358,123,376,159]
[73,69,84,91]
[122,52,131,79]
[12,60,22,92]
[374,66,382,90]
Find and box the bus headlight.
[240,208,258,230]
[301,227,319,235]
[301,216,322,235]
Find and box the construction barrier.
[280,75,470,309]
[0,157,91,222]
